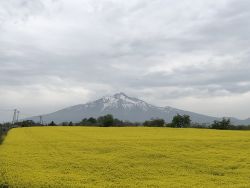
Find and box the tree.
[79,118,88,126]
[16,120,36,127]
[171,114,191,128]
[79,117,97,126]
[113,118,124,126]
[183,115,191,128]
[98,114,114,127]
[87,117,97,124]
[143,118,165,127]
[211,118,231,130]
[48,121,56,126]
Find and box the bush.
[78,117,98,126]
[143,118,165,127]
[48,121,57,126]
[191,123,208,129]
[16,120,36,127]
[0,123,12,144]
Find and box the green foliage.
[98,114,114,127]
[79,117,98,126]
[0,125,3,144]
[171,114,191,128]
[60,121,74,126]
[143,118,165,127]
[78,116,140,127]
[229,125,250,130]
[211,118,231,130]
[88,117,97,124]
[16,120,36,127]
[48,121,56,126]
[0,123,12,145]
[190,123,208,129]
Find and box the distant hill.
[27,93,250,125]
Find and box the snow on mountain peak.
[100,93,150,111]
[114,92,128,99]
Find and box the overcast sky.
[0,0,250,122]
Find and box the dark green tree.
[183,115,191,128]
[79,117,97,126]
[171,114,191,128]
[211,118,231,130]
[88,117,97,124]
[113,118,124,126]
[49,121,56,126]
[98,114,114,127]
[143,118,165,127]
[16,120,36,127]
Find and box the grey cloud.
[1,0,250,121]
[0,0,45,25]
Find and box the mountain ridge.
[27,92,250,125]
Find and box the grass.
[0,127,250,188]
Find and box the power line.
[0,109,14,112]
[1,109,44,124]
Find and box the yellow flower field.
[0,127,250,187]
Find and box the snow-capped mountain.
[27,92,250,125]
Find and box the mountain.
[27,92,250,125]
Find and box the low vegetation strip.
[0,128,3,144]
[0,127,250,187]
[0,125,12,145]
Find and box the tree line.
[0,114,249,130]
[0,122,13,144]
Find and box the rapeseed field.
[0,127,250,188]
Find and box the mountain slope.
[27,93,250,125]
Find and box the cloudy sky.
[0,0,250,122]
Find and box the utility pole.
[39,116,44,125]
[16,110,20,123]
[12,109,17,125]
[12,109,20,125]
